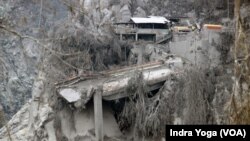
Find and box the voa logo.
[221,129,244,137]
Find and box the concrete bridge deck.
[56,60,181,141]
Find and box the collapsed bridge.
[56,58,183,141]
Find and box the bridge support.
[135,33,138,41]
[94,88,103,141]
[120,34,123,40]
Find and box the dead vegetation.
[37,22,133,86]
[118,72,168,138]
[194,0,234,21]
[183,68,215,124]
[43,23,134,140]
[228,0,250,124]
[118,67,215,138]
[0,105,5,128]
[217,32,234,64]
[0,105,12,141]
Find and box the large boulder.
[134,7,146,17]
[119,5,131,22]
[100,0,110,10]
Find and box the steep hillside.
[0,0,237,141]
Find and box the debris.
[59,88,81,103]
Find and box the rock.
[0,0,67,119]
[100,8,113,26]
[59,88,81,103]
[136,0,146,8]
[74,100,83,109]
[0,103,30,141]
[111,4,121,20]
[0,3,11,21]
[100,0,110,10]
[22,39,41,60]
[129,44,171,64]
[120,0,130,6]
[119,5,131,22]
[134,7,146,17]
[84,0,93,12]
[240,4,250,27]
[150,7,158,15]
[5,76,32,117]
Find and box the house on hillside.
[114,16,172,44]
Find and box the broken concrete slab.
[57,60,181,103]
[59,88,81,103]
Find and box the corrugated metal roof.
[131,16,170,24]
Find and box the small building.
[114,16,172,44]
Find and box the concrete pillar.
[120,34,123,40]
[135,34,138,41]
[94,88,103,141]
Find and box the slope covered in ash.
[0,0,236,140]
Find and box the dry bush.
[0,105,5,127]
[118,72,148,135]
[0,3,11,25]
[118,72,168,137]
[44,23,133,132]
[182,68,215,124]
[109,0,120,6]
[128,0,138,16]
[229,0,250,124]
[118,67,215,138]
[229,95,250,124]
[41,22,132,84]
[216,32,234,64]
[194,0,232,20]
